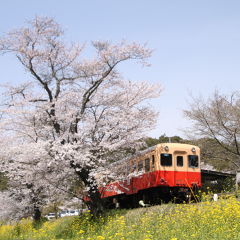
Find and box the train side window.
[138,160,143,172]
[132,161,137,172]
[152,155,155,171]
[145,158,150,172]
[188,155,199,168]
[177,156,183,167]
[160,154,172,166]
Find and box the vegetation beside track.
[0,197,240,240]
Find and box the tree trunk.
[33,206,41,222]
[235,170,240,197]
[87,188,105,217]
[74,166,105,217]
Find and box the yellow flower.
[97,236,105,240]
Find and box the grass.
[0,197,240,240]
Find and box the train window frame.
[145,158,150,172]
[160,153,172,167]
[188,155,199,168]
[151,155,155,171]
[138,160,143,172]
[176,156,184,167]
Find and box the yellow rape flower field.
[1,197,240,240]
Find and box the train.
[99,143,201,208]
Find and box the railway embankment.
[0,197,240,240]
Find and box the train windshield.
[160,154,172,166]
[188,155,199,168]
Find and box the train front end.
[157,143,201,188]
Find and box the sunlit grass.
[0,197,240,240]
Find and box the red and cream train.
[100,143,201,207]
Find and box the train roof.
[157,142,200,151]
[110,142,199,167]
[110,145,156,167]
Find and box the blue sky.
[1,0,240,138]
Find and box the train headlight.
[164,146,169,151]
[191,147,196,153]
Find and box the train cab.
[155,143,201,188]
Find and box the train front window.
[188,155,199,168]
[145,158,150,172]
[138,160,143,172]
[177,156,183,167]
[160,154,172,166]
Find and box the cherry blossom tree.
[0,136,76,221]
[0,16,161,217]
[0,192,24,221]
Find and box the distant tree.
[192,138,235,171]
[159,135,184,143]
[0,16,161,219]
[144,134,184,148]
[144,137,160,147]
[184,91,240,191]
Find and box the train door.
[173,151,188,186]
[186,153,200,187]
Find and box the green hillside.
[1,197,240,240]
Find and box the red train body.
[101,170,201,198]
